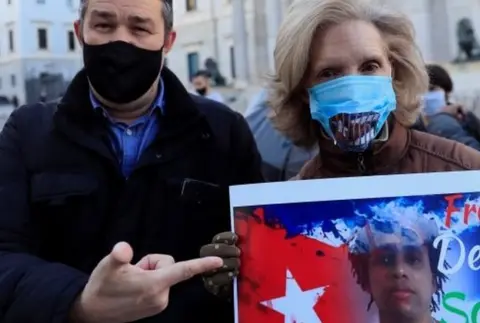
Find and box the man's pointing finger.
[157,256,223,287]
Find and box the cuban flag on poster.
[230,171,480,323]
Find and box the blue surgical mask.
[423,90,446,116]
[308,75,396,152]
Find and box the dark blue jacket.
[426,112,480,151]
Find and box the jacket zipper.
[357,153,367,174]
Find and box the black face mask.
[83,41,163,104]
[196,87,207,96]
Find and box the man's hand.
[200,232,240,297]
[70,242,223,323]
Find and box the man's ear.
[73,20,83,46]
[163,30,176,54]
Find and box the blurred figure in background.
[191,70,225,103]
[416,64,480,150]
[39,91,47,103]
[11,96,18,108]
[245,89,318,181]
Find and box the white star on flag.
[260,269,328,323]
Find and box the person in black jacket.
[0,0,263,322]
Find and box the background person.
[414,64,480,150]
[11,95,19,108]
[191,70,225,103]
[245,89,318,181]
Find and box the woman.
[200,0,480,318]
[267,0,480,178]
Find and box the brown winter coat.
[296,118,480,179]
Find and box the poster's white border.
[229,170,480,323]
[230,170,480,207]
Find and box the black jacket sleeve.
[230,112,264,185]
[463,111,480,144]
[0,108,89,323]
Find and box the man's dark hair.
[193,70,211,79]
[426,64,454,94]
[79,0,173,32]
[348,236,448,312]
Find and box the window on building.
[10,74,16,87]
[7,0,12,5]
[186,0,197,11]
[37,28,48,50]
[230,46,236,79]
[8,30,14,52]
[67,30,76,51]
[187,52,199,80]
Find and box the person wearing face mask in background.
[199,0,480,310]
[0,0,264,323]
[415,64,480,150]
[191,70,225,103]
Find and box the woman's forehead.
[310,20,387,67]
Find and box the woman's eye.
[363,62,380,73]
[319,69,338,79]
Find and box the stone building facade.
[168,0,480,91]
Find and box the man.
[348,214,447,323]
[191,70,225,103]
[0,0,262,323]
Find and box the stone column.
[429,0,451,62]
[253,0,269,79]
[210,0,220,62]
[265,0,283,71]
[232,0,250,84]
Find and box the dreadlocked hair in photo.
[348,240,449,312]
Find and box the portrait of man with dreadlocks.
[347,210,448,323]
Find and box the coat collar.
[55,67,205,137]
[52,67,210,167]
[56,67,201,122]
[297,117,410,178]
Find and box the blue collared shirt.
[90,80,165,177]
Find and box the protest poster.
[230,171,480,323]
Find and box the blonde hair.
[268,0,429,148]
